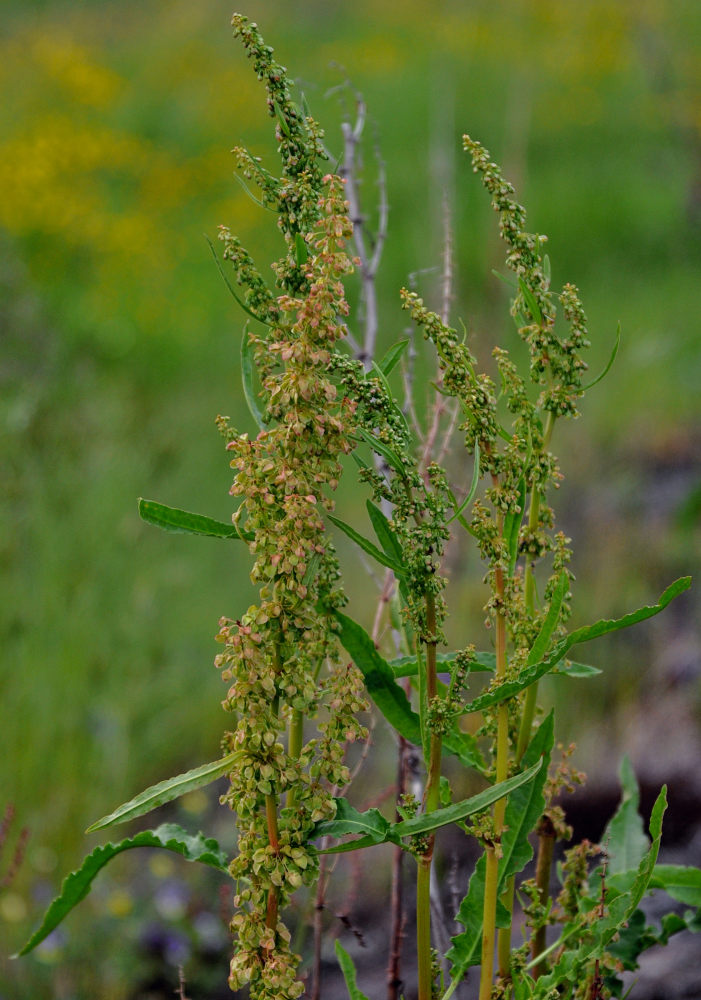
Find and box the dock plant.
[16,14,700,1000]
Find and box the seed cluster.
[216,18,368,999]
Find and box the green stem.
[417,592,442,1000]
[516,409,555,759]
[508,409,556,972]
[265,648,283,931]
[265,790,280,930]
[481,564,510,995]
[286,708,304,811]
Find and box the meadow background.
[1,0,700,996]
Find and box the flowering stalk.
[211,18,371,999]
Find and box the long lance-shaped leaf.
[389,650,495,678]
[448,442,481,524]
[333,610,484,771]
[366,499,410,604]
[389,650,598,681]
[205,235,273,327]
[335,940,371,1000]
[14,824,229,957]
[503,476,527,576]
[366,499,404,568]
[370,361,410,436]
[582,321,620,391]
[551,659,601,678]
[327,513,405,575]
[241,325,266,431]
[447,716,553,976]
[312,798,390,845]
[518,276,544,325]
[333,609,422,746]
[378,338,409,377]
[355,428,408,476]
[392,760,542,838]
[525,571,568,668]
[315,762,541,856]
[138,499,253,542]
[86,753,242,833]
[461,577,691,715]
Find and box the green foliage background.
[1,0,699,994]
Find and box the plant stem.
[417,592,442,1000]
[531,815,556,976]
[265,790,280,929]
[387,709,410,1000]
[516,410,555,760]
[265,651,283,932]
[287,708,304,811]
[480,563,510,997]
[503,410,555,976]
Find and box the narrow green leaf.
[138,498,252,541]
[518,277,543,324]
[503,477,527,576]
[650,864,701,907]
[333,611,486,772]
[601,756,649,876]
[350,450,369,470]
[491,268,518,290]
[448,442,481,524]
[294,232,308,266]
[562,577,690,649]
[315,833,384,856]
[525,571,568,667]
[333,610,422,746]
[582,322,620,391]
[366,500,405,568]
[443,728,487,774]
[462,578,691,715]
[551,659,601,678]
[335,940,371,1000]
[378,338,409,376]
[389,650,494,678]
[502,713,554,880]
[312,798,389,844]
[302,552,321,588]
[233,171,272,211]
[393,760,542,838]
[543,253,551,286]
[369,361,410,435]
[356,428,408,476]
[328,513,404,575]
[15,825,229,957]
[454,510,478,537]
[626,786,667,916]
[205,235,272,326]
[273,99,292,137]
[86,753,242,833]
[241,326,266,431]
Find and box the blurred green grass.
[1,0,700,993]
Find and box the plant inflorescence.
[17,14,699,1000]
